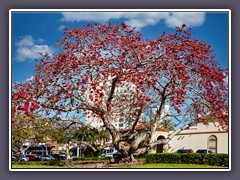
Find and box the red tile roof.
[124,124,169,132]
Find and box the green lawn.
[12,164,78,168]
[12,162,227,169]
[122,163,227,169]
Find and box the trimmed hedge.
[72,156,109,161]
[204,154,229,166]
[146,153,229,167]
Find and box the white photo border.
[9,9,231,172]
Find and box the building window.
[208,135,217,153]
[119,118,124,122]
[119,124,123,127]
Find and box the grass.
[11,159,109,169]
[12,164,78,168]
[122,163,227,169]
[72,158,109,163]
[11,161,227,169]
[11,160,78,169]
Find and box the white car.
[39,155,55,161]
[100,147,120,158]
[19,154,29,161]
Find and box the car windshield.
[197,150,207,153]
[177,149,192,153]
[177,150,186,153]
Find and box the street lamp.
[41,145,44,155]
[77,135,85,158]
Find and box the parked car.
[39,154,55,161]
[19,154,29,161]
[196,149,213,154]
[52,154,66,160]
[26,154,41,161]
[100,147,121,158]
[12,155,17,161]
[176,149,194,153]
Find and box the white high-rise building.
[160,105,170,121]
[85,75,171,130]
[85,77,137,131]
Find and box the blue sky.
[11,10,229,83]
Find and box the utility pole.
[80,135,84,158]
[77,144,79,158]
[45,144,48,155]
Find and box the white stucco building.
[167,121,228,154]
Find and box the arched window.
[208,135,217,153]
[156,136,166,153]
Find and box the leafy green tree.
[159,119,176,131]
[71,125,111,156]
[12,114,50,155]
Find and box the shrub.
[179,154,201,164]
[136,153,148,159]
[84,146,101,157]
[146,153,182,164]
[204,153,229,167]
[72,157,85,161]
[72,156,109,161]
[146,153,229,166]
[48,160,68,167]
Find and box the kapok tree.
[12,23,228,163]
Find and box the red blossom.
[11,23,228,132]
[121,22,128,29]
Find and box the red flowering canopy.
[12,23,228,133]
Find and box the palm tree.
[159,119,176,131]
[74,126,111,145]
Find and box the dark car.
[52,154,66,160]
[196,149,213,154]
[26,154,41,161]
[176,149,194,153]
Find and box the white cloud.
[224,76,228,87]
[57,25,66,32]
[15,35,54,62]
[165,12,205,28]
[26,75,35,82]
[16,35,34,47]
[60,11,206,29]
[37,38,45,43]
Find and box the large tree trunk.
[109,122,195,163]
[110,131,150,163]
